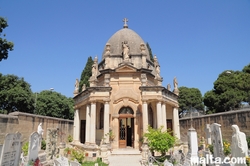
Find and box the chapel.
[72,19,180,153]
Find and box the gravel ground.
[108,155,142,166]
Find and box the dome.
[102,27,150,60]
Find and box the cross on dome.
[123,18,128,28]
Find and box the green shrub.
[71,148,84,164]
[208,144,213,154]
[67,135,73,143]
[143,126,177,155]
[41,139,46,150]
[22,142,29,156]
[83,158,108,166]
[247,136,250,148]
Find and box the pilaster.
[173,107,180,139]
[90,102,96,144]
[161,102,167,131]
[142,100,148,133]
[104,101,110,143]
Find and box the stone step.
[111,148,141,155]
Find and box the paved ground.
[108,155,142,166]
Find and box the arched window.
[119,107,134,115]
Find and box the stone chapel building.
[72,19,180,152]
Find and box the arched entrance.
[118,107,134,148]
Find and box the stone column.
[113,116,119,149]
[173,107,180,139]
[142,101,148,133]
[73,109,80,143]
[90,102,96,144]
[104,101,110,143]
[85,104,90,144]
[161,103,167,131]
[156,101,162,128]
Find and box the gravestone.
[210,123,224,159]
[0,132,22,166]
[0,144,2,156]
[54,155,69,166]
[205,124,211,145]
[46,128,58,160]
[184,127,199,166]
[231,124,248,166]
[69,160,81,166]
[38,152,47,165]
[28,132,40,161]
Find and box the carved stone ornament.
[141,73,147,86]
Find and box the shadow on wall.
[0,112,73,144]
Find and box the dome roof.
[102,27,150,60]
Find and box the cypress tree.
[79,56,94,92]
[146,42,154,62]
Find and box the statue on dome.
[155,65,160,78]
[122,41,130,61]
[91,56,99,79]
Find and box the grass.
[82,158,108,166]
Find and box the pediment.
[113,88,139,104]
[115,64,137,73]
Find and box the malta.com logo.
[191,155,246,165]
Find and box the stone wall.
[180,108,250,143]
[0,112,73,144]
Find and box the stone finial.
[167,84,171,91]
[104,43,111,56]
[81,84,86,92]
[104,74,110,87]
[104,43,111,69]
[140,43,146,52]
[141,43,147,68]
[123,18,128,28]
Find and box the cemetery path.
[108,154,142,166]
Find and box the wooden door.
[119,118,126,148]
[167,119,173,136]
[131,118,134,148]
[80,120,86,143]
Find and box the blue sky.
[1,1,250,98]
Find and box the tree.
[35,90,74,119]
[79,56,94,92]
[204,70,246,113]
[143,126,176,155]
[178,86,204,116]
[0,73,34,114]
[0,17,14,61]
[146,42,154,62]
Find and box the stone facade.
[72,20,180,151]
[180,108,250,143]
[0,112,73,144]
